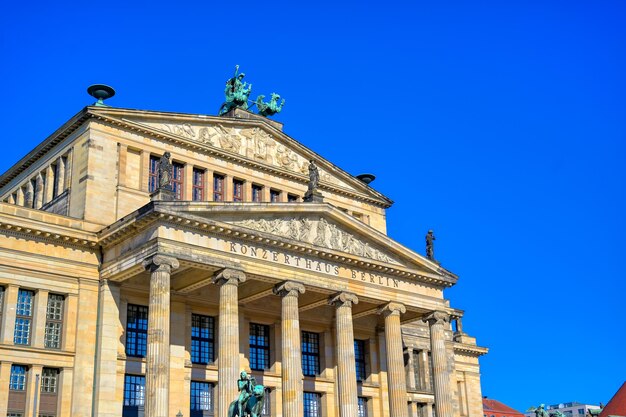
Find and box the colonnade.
[142,256,453,417]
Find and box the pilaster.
[1,285,18,344]
[32,289,49,348]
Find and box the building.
[482,397,524,417]
[524,403,602,417]
[0,89,487,417]
[599,382,626,417]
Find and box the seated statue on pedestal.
[228,371,266,417]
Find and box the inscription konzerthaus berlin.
[0,78,487,417]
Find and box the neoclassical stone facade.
[0,105,487,417]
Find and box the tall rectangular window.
[190,381,213,417]
[249,323,270,370]
[191,314,215,364]
[354,339,367,382]
[9,365,27,390]
[123,374,145,417]
[126,305,148,357]
[0,286,4,332]
[301,331,320,376]
[304,392,321,417]
[252,184,263,202]
[269,189,280,202]
[287,194,299,202]
[233,179,244,202]
[44,294,64,349]
[358,397,368,417]
[41,367,58,393]
[40,367,60,417]
[213,174,224,202]
[428,352,434,391]
[192,168,205,201]
[14,290,34,345]
[149,155,159,193]
[51,163,58,198]
[172,162,184,200]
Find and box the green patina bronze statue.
[219,65,253,116]
[255,93,285,117]
[528,404,550,417]
[218,66,285,118]
[228,371,265,417]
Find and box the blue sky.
[1,0,625,411]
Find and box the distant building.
[483,397,525,417]
[524,402,602,417]
[600,382,626,417]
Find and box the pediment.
[88,107,392,207]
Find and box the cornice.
[453,342,489,357]
[98,203,457,288]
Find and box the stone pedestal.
[379,302,408,417]
[303,189,324,203]
[143,255,179,417]
[213,269,246,417]
[424,311,453,417]
[274,281,306,417]
[329,292,359,417]
[150,188,175,202]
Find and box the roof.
[483,398,525,416]
[600,382,626,417]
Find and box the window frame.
[251,184,263,202]
[191,314,215,365]
[354,339,367,382]
[190,380,214,415]
[213,174,225,202]
[192,168,205,201]
[40,368,59,393]
[125,304,148,357]
[249,323,270,371]
[358,396,369,417]
[233,179,244,202]
[172,162,185,200]
[148,155,160,193]
[269,189,280,203]
[301,331,320,376]
[14,290,34,345]
[303,392,321,417]
[44,294,64,349]
[9,365,27,391]
[123,374,146,417]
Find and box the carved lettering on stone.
[235,217,399,264]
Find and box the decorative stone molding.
[273,281,305,298]
[423,310,450,327]
[328,292,359,308]
[142,254,180,273]
[212,268,246,286]
[236,217,399,264]
[378,301,407,317]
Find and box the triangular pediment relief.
[232,215,401,265]
[88,107,392,206]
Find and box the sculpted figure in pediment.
[275,145,299,170]
[163,123,196,139]
[215,125,242,153]
[241,128,275,163]
[198,126,217,145]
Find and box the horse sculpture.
[228,384,265,417]
[255,93,285,117]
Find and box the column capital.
[423,311,450,326]
[212,268,246,286]
[328,292,358,308]
[273,281,305,298]
[143,254,179,273]
[378,302,406,317]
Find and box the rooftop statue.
[158,152,173,191]
[255,93,285,117]
[426,229,436,260]
[528,404,550,417]
[228,371,265,417]
[219,65,253,116]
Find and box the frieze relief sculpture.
[235,216,399,264]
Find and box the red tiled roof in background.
[600,382,626,417]
[483,398,525,416]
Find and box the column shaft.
[214,269,246,417]
[144,255,178,417]
[425,312,454,417]
[329,292,359,417]
[380,302,408,417]
[274,281,305,417]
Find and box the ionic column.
[35,173,44,209]
[379,302,408,417]
[143,255,179,417]
[424,311,453,417]
[273,281,305,417]
[213,268,246,417]
[329,292,359,417]
[55,156,66,195]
